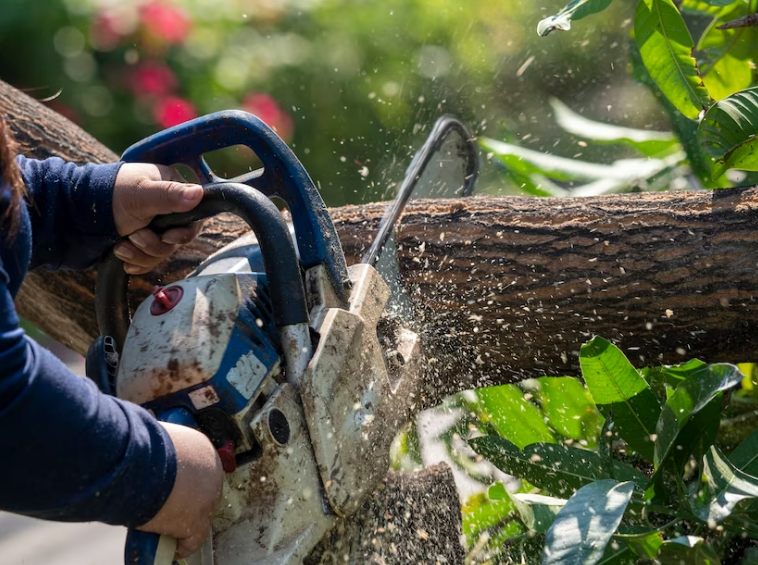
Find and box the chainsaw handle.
[97,182,308,352]
[121,110,348,301]
[125,531,177,565]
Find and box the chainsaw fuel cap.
[150,285,183,315]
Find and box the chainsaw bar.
[363,115,479,319]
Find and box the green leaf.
[536,377,602,446]
[698,87,758,178]
[537,0,613,36]
[635,0,712,119]
[549,98,681,157]
[681,0,732,16]
[729,425,758,476]
[643,359,708,402]
[579,337,661,462]
[614,529,664,558]
[510,492,566,533]
[476,385,556,448]
[480,137,678,184]
[468,437,646,498]
[597,544,637,565]
[543,480,634,565]
[654,363,742,471]
[656,536,721,565]
[696,4,757,101]
[461,491,523,540]
[693,446,758,523]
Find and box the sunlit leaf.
[537,377,602,447]
[696,3,757,101]
[614,529,665,558]
[461,491,523,540]
[635,0,712,119]
[643,358,708,402]
[537,0,613,36]
[511,492,566,533]
[693,446,758,523]
[468,437,646,498]
[543,480,634,565]
[654,363,742,472]
[656,536,721,565]
[476,385,556,449]
[681,0,732,16]
[481,137,682,189]
[579,337,661,462]
[698,87,758,178]
[549,98,680,157]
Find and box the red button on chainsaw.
[217,440,237,473]
[150,285,183,315]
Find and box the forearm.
[17,156,123,270]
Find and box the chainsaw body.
[87,111,439,565]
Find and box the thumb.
[133,181,204,218]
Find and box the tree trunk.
[5,79,758,563]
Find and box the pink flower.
[242,94,293,140]
[91,12,124,50]
[153,96,197,128]
[130,61,177,97]
[140,1,192,45]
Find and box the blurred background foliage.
[0,0,668,207]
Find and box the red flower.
[242,94,293,140]
[140,1,192,45]
[153,96,197,128]
[131,62,177,97]
[91,12,124,50]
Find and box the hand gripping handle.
[120,110,348,301]
[125,407,199,565]
[97,182,308,352]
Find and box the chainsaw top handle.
[96,182,308,353]
[121,110,349,302]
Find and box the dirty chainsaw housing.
[106,237,420,564]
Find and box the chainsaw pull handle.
[121,110,349,301]
[97,182,308,353]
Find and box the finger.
[161,221,204,245]
[128,228,180,259]
[124,179,204,220]
[114,242,164,271]
[175,528,211,560]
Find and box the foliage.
[488,0,758,195]
[427,337,758,564]
[0,0,632,207]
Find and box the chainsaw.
[85,111,478,565]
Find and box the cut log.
[5,78,758,409]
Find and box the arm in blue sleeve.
[0,260,176,526]
[17,156,123,271]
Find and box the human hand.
[112,163,204,274]
[137,423,224,559]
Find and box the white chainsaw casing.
[301,263,422,517]
[116,274,242,404]
[213,383,335,565]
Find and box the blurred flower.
[153,96,197,128]
[242,93,293,139]
[91,12,124,50]
[140,1,192,45]
[130,61,178,97]
[90,6,139,51]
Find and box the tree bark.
[5,79,758,563]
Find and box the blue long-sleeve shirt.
[0,156,176,527]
